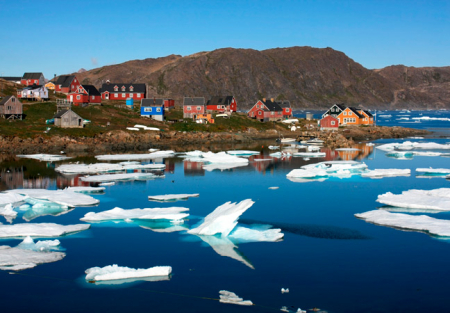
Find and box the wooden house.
[53,109,84,128]
[163,99,175,110]
[206,96,237,113]
[54,75,81,94]
[141,98,164,121]
[277,100,292,117]
[17,85,49,100]
[183,97,205,118]
[320,115,339,131]
[247,98,283,122]
[68,85,101,105]
[336,107,364,126]
[322,103,346,119]
[0,76,22,84]
[194,113,214,124]
[100,82,146,100]
[21,73,45,86]
[357,109,374,125]
[45,82,56,90]
[0,95,23,120]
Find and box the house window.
[72,85,74,89]
[197,106,201,111]
[130,86,134,91]
[76,95,80,100]
[344,111,347,115]
[286,108,290,112]
[74,79,77,82]
[331,121,335,125]
[114,86,118,91]
[258,111,262,115]
[12,98,15,102]
[217,105,220,109]
[156,108,161,112]
[122,93,125,97]
[115,93,118,98]
[144,108,152,112]
[92,96,95,100]
[271,112,274,116]
[121,86,126,91]
[130,93,134,98]
[349,111,352,116]
[187,106,191,111]
[136,93,141,97]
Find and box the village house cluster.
[319,103,374,130]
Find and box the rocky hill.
[72,47,450,109]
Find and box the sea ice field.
[1,110,450,313]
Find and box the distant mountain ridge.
[72,47,450,109]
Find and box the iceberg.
[377,188,450,211]
[361,169,411,178]
[0,204,17,223]
[0,223,90,238]
[355,210,450,237]
[148,194,199,202]
[56,162,165,174]
[17,236,61,252]
[85,264,172,282]
[81,207,189,222]
[8,189,99,207]
[219,290,253,306]
[80,172,160,182]
[226,150,260,156]
[0,245,65,271]
[0,192,27,206]
[188,200,255,236]
[16,154,72,162]
[95,150,175,161]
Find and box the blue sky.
[0,0,448,79]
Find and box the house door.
[105,93,109,100]
[69,95,73,102]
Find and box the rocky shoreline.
[0,126,430,155]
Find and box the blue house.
[141,98,164,121]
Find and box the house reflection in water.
[0,167,24,190]
[57,174,92,189]
[184,161,205,176]
[336,144,374,161]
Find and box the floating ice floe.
[148,194,199,202]
[229,225,284,243]
[17,236,61,252]
[0,204,17,223]
[287,169,328,179]
[268,145,280,150]
[99,182,115,186]
[355,210,450,237]
[377,188,450,211]
[0,223,90,238]
[378,114,392,118]
[184,152,249,171]
[85,264,172,282]
[219,290,253,306]
[64,186,105,193]
[80,207,189,222]
[95,150,175,161]
[81,172,160,182]
[281,288,289,293]
[307,145,321,151]
[20,199,73,222]
[0,242,65,271]
[0,192,27,206]
[416,168,450,176]
[269,152,292,158]
[56,162,165,174]
[361,169,411,178]
[8,189,99,207]
[268,187,279,190]
[293,152,326,158]
[408,136,424,139]
[287,161,366,180]
[226,150,260,156]
[377,141,450,151]
[16,154,73,162]
[188,200,255,236]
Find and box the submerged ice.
[148,194,199,202]
[219,290,253,306]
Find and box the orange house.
[337,107,364,126]
[357,110,374,125]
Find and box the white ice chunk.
[269,152,292,158]
[0,204,17,223]
[268,187,279,190]
[148,194,199,202]
[0,245,65,271]
[355,210,450,237]
[81,207,189,222]
[65,186,105,193]
[361,169,411,178]
[219,290,253,306]
[187,199,254,236]
[17,236,61,252]
[412,151,443,157]
[301,161,368,173]
[229,225,284,243]
[80,172,160,182]
[0,223,90,238]
[126,127,139,131]
[268,145,280,150]
[377,141,450,151]
[95,150,175,161]
[293,152,326,158]
[377,188,450,211]
[286,168,328,179]
[99,182,115,186]
[412,116,450,122]
[281,288,289,293]
[416,168,450,175]
[226,150,260,156]
[21,199,72,221]
[16,154,72,161]
[0,192,27,206]
[202,163,248,171]
[85,264,172,282]
[8,189,99,207]
[201,152,249,165]
[56,162,165,174]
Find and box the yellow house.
[45,82,55,90]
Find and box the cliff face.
[73,47,450,109]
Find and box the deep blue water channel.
[1,110,450,313]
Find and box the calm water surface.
[1,111,450,313]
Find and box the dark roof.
[362,110,373,117]
[0,76,22,81]
[276,100,291,108]
[55,75,75,87]
[348,107,364,118]
[207,96,234,106]
[100,83,146,93]
[141,98,164,106]
[23,73,43,80]
[53,109,69,118]
[82,85,100,96]
[335,103,346,111]
[183,97,205,106]
[0,95,14,105]
[261,99,282,112]
[20,84,43,90]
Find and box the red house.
[247,98,283,122]
[183,97,205,118]
[68,85,101,105]
[320,115,339,130]
[277,100,292,117]
[164,99,175,110]
[54,75,81,94]
[21,73,45,86]
[100,82,146,100]
[206,96,237,113]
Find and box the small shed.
[53,109,84,128]
[320,115,339,131]
[0,95,23,120]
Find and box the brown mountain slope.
[73,47,449,109]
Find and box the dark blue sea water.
[1,111,450,313]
